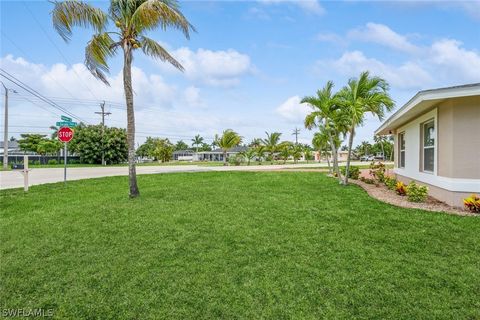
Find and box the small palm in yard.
[218,129,242,166]
[263,131,282,164]
[51,0,195,197]
[239,148,256,165]
[278,141,292,164]
[337,71,394,185]
[302,81,347,181]
[191,134,204,152]
[255,145,267,164]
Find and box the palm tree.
[255,145,266,164]
[312,130,331,171]
[51,0,194,198]
[360,140,371,157]
[191,134,204,152]
[262,131,282,164]
[211,134,220,150]
[278,141,292,164]
[374,135,387,159]
[337,71,394,185]
[217,129,242,166]
[303,147,312,164]
[302,81,346,181]
[239,148,256,166]
[249,138,263,148]
[291,144,303,164]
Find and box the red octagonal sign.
[58,127,74,143]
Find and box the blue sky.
[1,0,479,146]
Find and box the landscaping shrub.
[395,181,407,196]
[340,166,360,180]
[229,154,244,166]
[406,181,428,202]
[360,176,375,184]
[33,160,41,165]
[369,161,386,183]
[384,176,397,190]
[463,194,480,213]
[48,159,58,165]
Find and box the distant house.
[172,146,249,162]
[0,141,21,155]
[194,146,248,162]
[375,83,480,207]
[313,150,349,162]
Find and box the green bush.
[369,161,386,183]
[228,154,244,166]
[340,166,360,180]
[384,176,397,190]
[406,181,428,202]
[48,159,58,165]
[34,160,41,165]
[463,194,480,213]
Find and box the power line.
[0,69,90,124]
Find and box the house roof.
[375,83,480,135]
[0,141,19,149]
[199,146,249,154]
[172,149,194,155]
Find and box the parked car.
[360,155,375,162]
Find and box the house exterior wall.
[437,96,480,179]
[392,96,480,207]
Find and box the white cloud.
[258,0,325,15]
[182,86,204,108]
[316,32,347,46]
[315,51,432,89]
[347,22,420,54]
[429,39,480,82]
[157,47,253,87]
[275,95,311,123]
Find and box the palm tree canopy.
[52,0,195,85]
[218,129,242,152]
[191,134,204,146]
[337,71,395,127]
[262,131,282,152]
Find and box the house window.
[398,132,405,168]
[422,120,435,172]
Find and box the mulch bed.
[350,179,476,216]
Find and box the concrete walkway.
[0,161,369,190]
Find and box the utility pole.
[95,101,111,166]
[1,82,16,170]
[292,127,300,145]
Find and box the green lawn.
[1,172,478,319]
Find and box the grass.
[1,172,478,319]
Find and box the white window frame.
[421,119,435,173]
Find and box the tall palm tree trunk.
[327,132,341,181]
[123,45,139,198]
[223,150,227,166]
[343,127,355,185]
[325,151,331,173]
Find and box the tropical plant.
[463,194,480,213]
[369,161,386,183]
[174,140,189,151]
[374,135,387,159]
[217,129,242,166]
[136,137,157,158]
[69,124,128,164]
[406,181,428,203]
[249,138,263,148]
[384,176,397,190]
[395,181,407,196]
[337,71,394,185]
[262,132,282,164]
[359,141,372,157]
[239,148,256,165]
[211,134,220,150]
[291,144,303,164]
[255,145,266,164]
[303,147,312,163]
[340,165,360,180]
[51,0,195,197]
[152,138,174,163]
[191,134,204,152]
[278,141,292,164]
[37,139,62,156]
[312,129,330,169]
[302,81,347,181]
[18,134,48,153]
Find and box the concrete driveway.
[0,161,371,190]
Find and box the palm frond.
[139,36,183,71]
[52,0,108,42]
[131,0,195,37]
[85,33,118,85]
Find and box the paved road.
[0,161,370,190]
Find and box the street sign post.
[57,126,74,184]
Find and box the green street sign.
[56,121,77,127]
[61,115,72,122]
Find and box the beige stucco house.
[375,83,480,207]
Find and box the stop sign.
[58,127,74,142]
